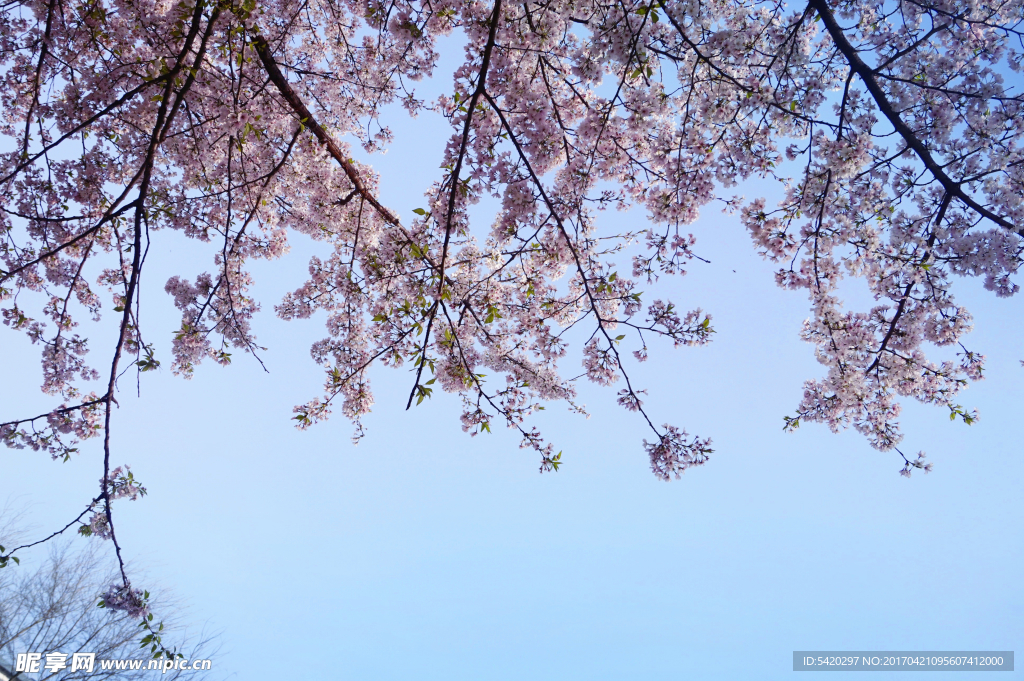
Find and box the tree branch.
[809,0,1020,237]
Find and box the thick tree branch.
[809,0,1021,237]
[252,35,401,227]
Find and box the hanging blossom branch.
[0,0,228,658]
[405,0,504,412]
[482,89,713,478]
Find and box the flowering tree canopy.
[0,0,1021,617]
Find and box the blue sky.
[1,35,1022,681]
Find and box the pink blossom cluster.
[644,425,713,481]
[103,465,147,501]
[100,583,150,619]
[81,466,146,539]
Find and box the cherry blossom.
[100,583,151,620]
[0,0,1020,628]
